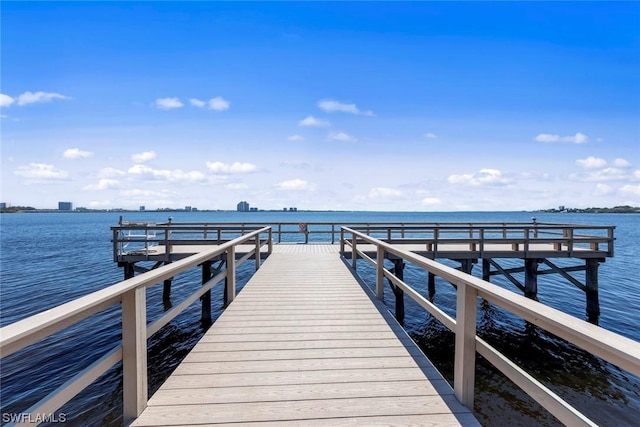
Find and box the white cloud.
[208,96,230,111]
[368,187,403,199]
[15,163,68,180]
[83,179,120,191]
[0,93,15,107]
[120,189,172,198]
[422,197,442,206]
[127,164,207,182]
[613,158,631,168]
[88,200,113,208]
[328,131,357,142]
[593,183,613,196]
[98,167,126,178]
[206,161,257,174]
[225,183,249,190]
[16,91,70,106]
[189,98,206,108]
[280,161,311,170]
[317,99,373,116]
[448,168,512,186]
[424,133,438,139]
[288,134,305,141]
[131,151,156,163]
[63,148,93,159]
[155,97,183,110]
[190,97,229,111]
[619,184,640,197]
[276,179,311,191]
[576,156,606,169]
[534,132,589,144]
[299,116,330,127]
[572,167,629,182]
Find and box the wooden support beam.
[541,259,587,291]
[489,259,525,292]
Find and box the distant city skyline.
[1,2,639,211]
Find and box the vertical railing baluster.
[376,246,385,300]
[226,246,236,303]
[255,236,261,270]
[352,234,357,269]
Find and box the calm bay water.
[1,211,639,426]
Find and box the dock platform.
[131,244,480,426]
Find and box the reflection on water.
[402,292,640,426]
[1,212,638,425]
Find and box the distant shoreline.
[1,206,639,214]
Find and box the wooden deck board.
[131,248,479,426]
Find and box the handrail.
[0,226,272,426]
[341,227,639,426]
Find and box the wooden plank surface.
[131,245,480,426]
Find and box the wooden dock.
[130,244,480,426]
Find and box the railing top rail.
[1,226,271,358]
[112,221,615,230]
[340,226,638,375]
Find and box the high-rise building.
[58,202,73,211]
[237,201,250,212]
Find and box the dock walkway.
[131,244,479,426]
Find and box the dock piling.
[391,259,405,324]
[586,259,601,321]
[201,261,212,327]
[524,259,541,300]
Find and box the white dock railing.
[113,221,615,258]
[341,226,640,427]
[0,227,272,426]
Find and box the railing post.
[122,286,147,424]
[376,246,385,300]
[255,236,261,270]
[608,227,614,256]
[454,282,477,409]
[226,246,236,304]
[340,228,345,253]
[278,224,282,243]
[268,229,273,254]
[352,235,357,269]
[331,224,335,244]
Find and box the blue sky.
[1,2,639,211]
